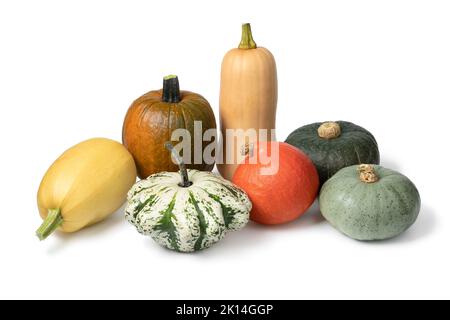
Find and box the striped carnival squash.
[125,144,252,252]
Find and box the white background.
[0,0,449,300]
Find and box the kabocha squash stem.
[165,142,192,187]
[318,122,341,139]
[358,164,379,183]
[239,23,257,49]
[162,75,181,103]
[36,209,63,241]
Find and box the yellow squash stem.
[239,23,257,49]
[36,209,63,241]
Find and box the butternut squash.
[36,138,137,240]
[217,23,278,181]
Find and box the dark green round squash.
[320,164,421,241]
[285,121,380,185]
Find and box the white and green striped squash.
[125,169,252,252]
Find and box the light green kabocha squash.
[125,144,252,252]
[320,164,420,241]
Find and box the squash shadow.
[363,203,437,245]
[44,205,126,254]
[266,200,326,231]
[184,222,268,257]
[193,200,325,257]
[380,157,402,171]
[142,221,272,257]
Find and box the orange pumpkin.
[232,142,319,225]
[122,75,216,179]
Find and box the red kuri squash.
[232,142,319,225]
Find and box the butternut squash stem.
[36,208,63,241]
[162,75,181,103]
[165,142,192,188]
[239,23,257,49]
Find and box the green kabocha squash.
[320,164,421,241]
[125,144,252,252]
[285,121,380,185]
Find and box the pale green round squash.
[319,164,421,240]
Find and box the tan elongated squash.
[217,23,278,181]
[36,138,137,240]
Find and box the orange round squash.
[232,142,319,225]
[122,75,216,179]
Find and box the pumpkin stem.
[239,23,257,49]
[165,142,193,188]
[358,164,379,183]
[36,208,63,241]
[318,122,341,139]
[162,75,181,103]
